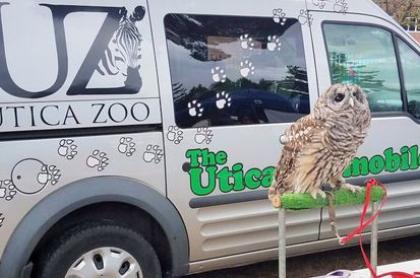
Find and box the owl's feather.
[269,115,325,200]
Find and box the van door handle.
[182,162,191,172]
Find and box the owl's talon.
[271,195,281,208]
[310,189,326,199]
[341,183,362,193]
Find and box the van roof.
[305,0,391,20]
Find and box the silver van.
[0,0,419,277]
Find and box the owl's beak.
[349,97,354,107]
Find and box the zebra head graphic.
[96,6,146,91]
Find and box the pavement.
[186,235,420,278]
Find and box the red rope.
[339,178,420,278]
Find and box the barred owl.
[268,84,371,206]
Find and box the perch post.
[276,186,385,278]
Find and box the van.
[0,0,419,277]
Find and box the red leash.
[339,178,420,278]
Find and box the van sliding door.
[149,0,321,269]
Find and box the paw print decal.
[167,126,184,144]
[118,137,136,157]
[334,0,348,13]
[211,66,227,83]
[240,60,255,78]
[58,139,78,160]
[0,180,17,201]
[216,92,232,110]
[240,34,254,50]
[86,150,109,171]
[312,0,327,9]
[298,9,313,26]
[267,35,282,51]
[143,145,164,164]
[194,128,214,144]
[272,9,287,25]
[11,158,61,194]
[188,100,204,117]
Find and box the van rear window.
[164,14,309,128]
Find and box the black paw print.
[167,126,184,144]
[58,139,78,160]
[86,150,109,171]
[118,137,136,157]
[0,179,17,201]
[143,145,164,164]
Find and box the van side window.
[164,14,309,128]
[397,39,420,119]
[324,24,403,113]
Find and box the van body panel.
[0,132,166,258]
[0,0,161,132]
[309,11,420,239]
[0,176,189,278]
[149,0,322,262]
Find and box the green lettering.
[244,168,262,189]
[342,165,352,178]
[369,155,385,175]
[189,166,216,196]
[409,145,419,170]
[400,146,410,171]
[186,149,203,168]
[218,167,234,193]
[350,156,369,176]
[384,147,400,173]
[232,163,244,191]
[216,151,228,165]
[261,167,275,188]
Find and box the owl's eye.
[334,93,345,102]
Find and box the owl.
[268,84,371,206]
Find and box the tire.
[35,224,162,278]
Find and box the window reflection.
[324,24,403,112]
[398,39,420,119]
[165,14,309,128]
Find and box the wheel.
[35,224,162,278]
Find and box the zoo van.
[0,0,419,277]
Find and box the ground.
[186,235,420,277]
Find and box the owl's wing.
[269,115,324,203]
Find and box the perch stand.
[276,186,385,278]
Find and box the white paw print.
[167,126,184,144]
[267,35,282,51]
[240,60,255,78]
[57,139,78,160]
[240,34,254,50]
[298,9,313,26]
[312,0,327,9]
[143,145,164,164]
[118,137,136,157]
[211,66,227,83]
[194,128,214,144]
[216,92,232,110]
[334,0,348,13]
[188,100,204,117]
[86,150,109,171]
[272,9,287,26]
